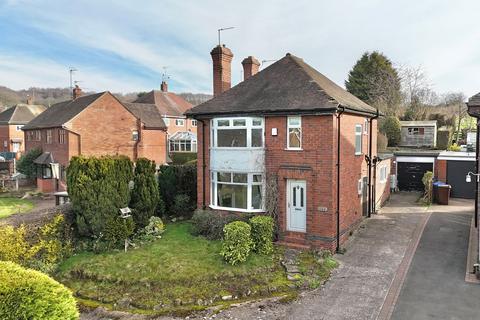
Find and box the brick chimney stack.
[73,85,83,100]
[241,56,260,81]
[26,95,33,105]
[160,81,168,92]
[210,44,233,97]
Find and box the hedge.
[130,158,160,228]
[0,261,79,320]
[220,221,253,265]
[170,152,197,165]
[158,164,197,215]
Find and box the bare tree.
[442,92,467,143]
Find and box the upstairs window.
[58,129,66,144]
[192,120,197,127]
[34,130,41,141]
[175,119,185,126]
[16,125,24,131]
[212,118,264,148]
[355,124,362,155]
[287,116,302,149]
[46,130,53,144]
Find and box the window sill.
[284,148,303,151]
[210,147,265,151]
[355,153,363,156]
[209,205,265,213]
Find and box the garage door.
[397,162,433,191]
[447,160,476,199]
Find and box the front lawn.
[0,197,34,219]
[57,223,293,314]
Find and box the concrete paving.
[391,198,480,320]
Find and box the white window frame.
[163,117,170,126]
[16,125,23,132]
[357,179,363,195]
[364,119,368,134]
[46,129,53,144]
[210,171,265,212]
[355,124,362,155]
[58,129,66,144]
[379,166,388,183]
[211,117,264,149]
[169,139,197,152]
[132,130,139,141]
[191,120,197,127]
[175,119,185,126]
[287,116,302,150]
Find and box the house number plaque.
[318,207,328,212]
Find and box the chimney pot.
[73,85,83,100]
[241,56,260,81]
[210,45,233,97]
[26,96,33,105]
[160,81,168,92]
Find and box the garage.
[396,156,436,191]
[438,151,476,199]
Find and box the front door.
[287,179,306,232]
[362,176,368,216]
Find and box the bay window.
[211,117,264,148]
[211,171,264,211]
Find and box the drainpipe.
[476,120,479,228]
[368,110,379,216]
[198,119,207,209]
[336,106,345,253]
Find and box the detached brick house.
[23,87,167,193]
[133,82,198,153]
[0,99,46,153]
[186,45,380,251]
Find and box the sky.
[0,0,479,96]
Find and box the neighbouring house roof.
[34,152,54,164]
[0,103,46,125]
[122,102,167,129]
[22,92,105,130]
[22,92,166,131]
[399,120,437,127]
[169,131,197,141]
[467,93,480,107]
[186,53,377,118]
[133,90,193,117]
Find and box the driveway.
[391,198,479,320]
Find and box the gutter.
[336,106,345,253]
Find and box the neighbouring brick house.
[186,45,380,251]
[22,87,168,193]
[133,82,198,154]
[399,120,437,148]
[0,98,46,153]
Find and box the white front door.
[12,142,20,152]
[287,179,306,232]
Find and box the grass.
[0,197,34,219]
[56,222,293,313]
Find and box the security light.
[466,174,472,183]
[466,172,480,183]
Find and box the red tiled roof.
[133,90,193,117]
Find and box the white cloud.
[2,0,480,96]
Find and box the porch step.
[276,241,310,250]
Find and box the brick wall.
[165,118,197,136]
[436,159,447,182]
[138,128,167,165]
[25,128,70,166]
[0,126,9,152]
[196,112,378,251]
[196,119,211,208]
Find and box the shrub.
[0,261,79,320]
[422,171,433,204]
[191,210,251,240]
[67,156,134,249]
[0,215,72,273]
[377,133,388,151]
[448,143,461,152]
[130,158,160,228]
[220,221,253,265]
[17,148,42,180]
[135,216,165,243]
[170,194,193,217]
[249,216,275,255]
[380,116,401,147]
